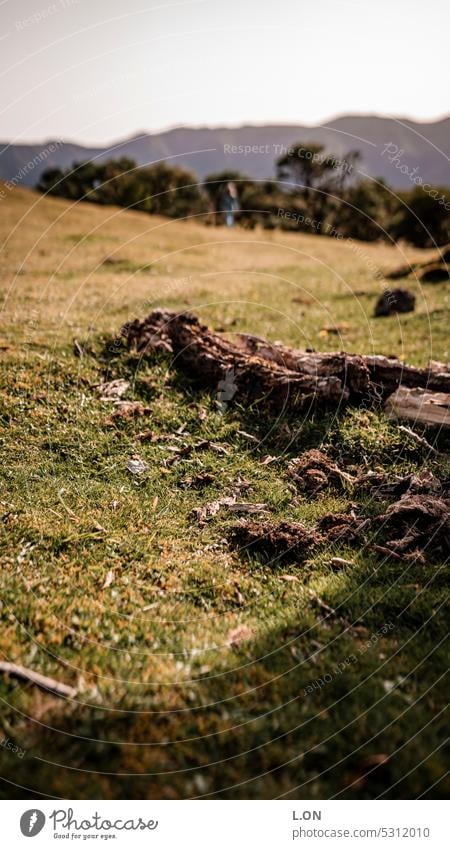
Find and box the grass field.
[0,186,448,800]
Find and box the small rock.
[419,264,450,283]
[374,288,415,317]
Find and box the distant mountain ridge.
[1,115,449,189]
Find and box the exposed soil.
[288,449,356,495]
[230,520,323,562]
[375,494,450,555]
[229,494,449,563]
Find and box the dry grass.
[0,187,448,800]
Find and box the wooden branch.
[0,662,77,699]
[237,335,450,398]
[385,387,450,428]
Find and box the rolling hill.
[1,114,449,190]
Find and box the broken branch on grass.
[0,662,77,699]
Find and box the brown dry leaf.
[191,498,234,524]
[180,471,216,489]
[280,574,300,582]
[152,495,159,511]
[98,379,130,399]
[136,429,156,442]
[106,401,148,422]
[102,569,114,589]
[227,624,254,648]
[260,455,277,465]
[328,557,354,570]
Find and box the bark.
[126,310,348,411]
[123,310,450,410]
[385,386,450,428]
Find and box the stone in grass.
[374,288,416,317]
[127,458,148,475]
[419,264,450,283]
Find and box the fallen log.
[237,335,450,398]
[364,355,450,397]
[385,386,450,428]
[385,244,450,280]
[235,333,371,399]
[122,310,450,409]
[126,310,349,411]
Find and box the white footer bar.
[0,799,445,848]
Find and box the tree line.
[37,143,450,248]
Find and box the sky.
[0,0,448,144]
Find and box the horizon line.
[2,111,450,148]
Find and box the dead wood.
[122,310,450,408]
[385,244,450,280]
[126,311,348,411]
[0,662,77,699]
[385,386,450,427]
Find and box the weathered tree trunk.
[123,310,450,412]
[236,334,450,399]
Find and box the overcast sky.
[0,0,448,144]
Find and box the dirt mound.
[376,494,450,555]
[355,469,445,500]
[230,520,323,562]
[288,449,355,495]
[230,488,448,563]
[230,508,369,563]
[316,511,370,544]
[374,288,416,317]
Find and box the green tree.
[390,187,450,248]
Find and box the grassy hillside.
[0,187,448,800]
